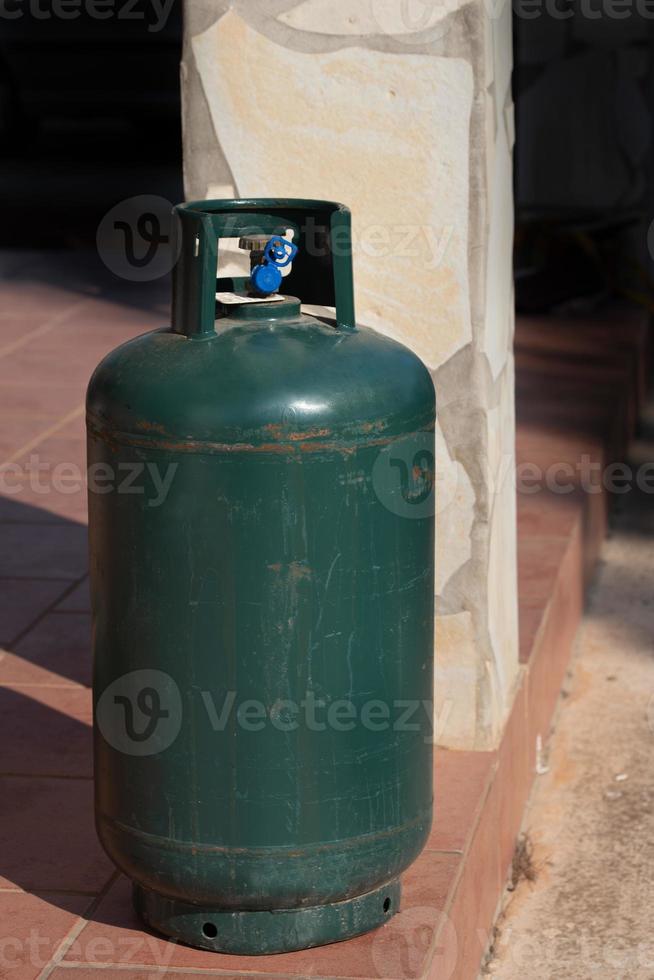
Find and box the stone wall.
[181,0,519,750]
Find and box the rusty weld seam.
[86,417,436,456]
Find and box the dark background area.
[513,14,654,315]
[0,0,183,248]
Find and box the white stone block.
[435,421,475,596]
[278,0,463,39]
[191,9,473,369]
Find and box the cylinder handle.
[171,198,357,337]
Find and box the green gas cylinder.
[88,199,435,954]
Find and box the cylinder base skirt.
[133,877,401,954]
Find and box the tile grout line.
[0,773,92,780]
[0,576,84,583]
[0,576,85,582]
[0,574,86,582]
[36,871,120,980]
[0,297,94,362]
[55,963,354,978]
[8,572,89,650]
[418,757,500,980]
[0,403,85,467]
[0,887,101,895]
[0,683,88,689]
[0,522,87,527]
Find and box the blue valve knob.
[251,263,283,296]
[250,237,298,298]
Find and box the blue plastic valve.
[250,237,298,297]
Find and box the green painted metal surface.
[89,200,435,954]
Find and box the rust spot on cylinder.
[135,419,169,435]
[267,562,311,580]
[288,427,332,442]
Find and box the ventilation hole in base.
[383,897,391,913]
[202,922,218,939]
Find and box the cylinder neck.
[219,296,302,322]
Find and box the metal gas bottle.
[88,199,435,955]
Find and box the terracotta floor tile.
[515,349,628,391]
[515,330,635,395]
[65,852,460,978]
[0,524,87,580]
[0,345,94,388]
[0,282,83,318]
[515,424,605,474]
[526,527,584,769]
[55,578,90,614]
[428,749,496,853]
[0,686,91,777]
[517,535,569,604]
[12,437,86,470]
[50,310,161,351]
[519,324,646,416]
[0,437,88,524]
[0,419,58,460]
[0,579,73,646]
[53,291,164,323]
[580,489,609,585]
[516,375,626,458]
[0,890,91,980]
[495,676,530,880]
[55,414,86,441]
[518,602,545,664]
[0,385,82,420]
[517,489,582,542]
[515,311,647,361]
[51,972,287,980]
[0,316,61,352]
[445,759,503,980]
[0,777,112,893]
[0,489,87,525]
[0,612,91,687]
[515,342,637,438]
